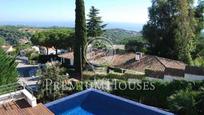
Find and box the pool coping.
[45,88,174,115]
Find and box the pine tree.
[174,0,196,65]
[74,0,87,79]
[87,6,107,37]
[0,48,17,85]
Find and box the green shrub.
[167,89,199,115]
[111,79,204,114]
[83,71,145,80]
[193,57,204,67]
[30,52,39,60]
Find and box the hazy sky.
[0,0,199,31]
[0,0,151,24]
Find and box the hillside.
[103,29,142,44]
[0,26,73,45]
[0,26,32,45]
[0,26,142,45]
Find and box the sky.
[0,0,151,31]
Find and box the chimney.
[135,52,143,61]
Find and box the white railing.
[0,82,37,107]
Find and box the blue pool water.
[46,89,174,115]
[60,106,93,115]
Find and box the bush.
[193,57,204,67]
[167,89,199,115]
[30,52,39,60]
[111,79,204,114]
[82,71,144,80]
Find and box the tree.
[196,87,204,115]
[0,48,17,85]
[31,32,49,55]
[74,0,87,80]
[174,0,196,65]
[31,29,74,55]
[195,0,204,35]
[143,0,178,58]
[87,6,107,37]
[143,0,200,64]
[0,26,31,45]
[37,62,67,103]
[46,29,74,55]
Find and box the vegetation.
[193,57,204,67]
[82,71,145,80]
[37,62,68,103]
[174,0,196,65]
[0,37,6,46]
[87,6,107,37]
[0,26,32,45]
[36,71,204,115]
[111,79,204,115]
[103,29,141,44]
[167,89,198,115]
[0,48,18,85]
[23,48,39,64]
[0,83,23,95]
[74,0,87,79]
[120,36,148,52]
[143,0,203,64]
[31,29,74,55]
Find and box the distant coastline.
[0,21,144,31]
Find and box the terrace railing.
[0,82,23,95]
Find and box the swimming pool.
[45,89,174,115]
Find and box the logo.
[84,37,115,68]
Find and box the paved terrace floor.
[0,99,53,115]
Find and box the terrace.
[0,83,53,115]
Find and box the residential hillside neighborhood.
[1,40,204,90]
[0,0,203,115]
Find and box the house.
[113,45,125,50]
[58,52,74,67]
[40,47,56,55]
[184,66,204,81]
[164,68,185,81]
[40,47,67,55]
[110,52,186,78]
[56,51,204,81]
[163,66,204,81]
[58,51,187,79]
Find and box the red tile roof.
[58,52,74,59]
[58,52,186,73]
[114,53,186,72]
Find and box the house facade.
[184,66,204,81]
